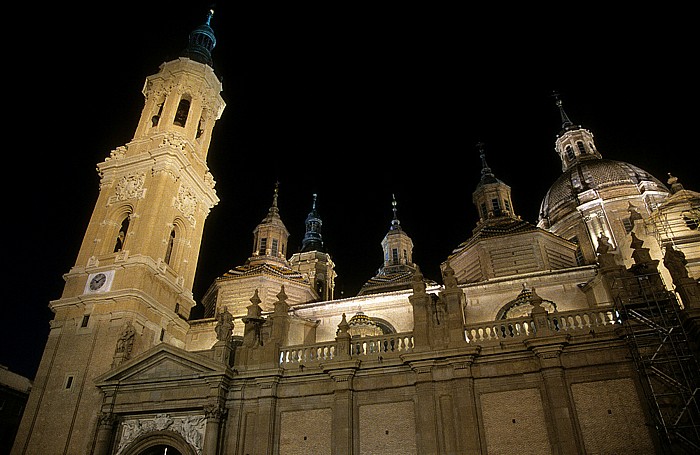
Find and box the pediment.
[94,343,226,386]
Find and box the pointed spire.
[180,9,217,67]
[552,91,574,130]
[263,181,281,220]
[390,194,402,231]
[477,142,494,180]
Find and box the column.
[203,405,226,455]
[93,412,116,455]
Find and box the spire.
[478,142,495,182]
[300,193,324,252]
[472,142,517,221]
[475,142,501,187]
[551,92,601,172]
[181,9,217,67]
[249,181,290,266]
[263,181,280,221]
[390,194,402,231]
[553,91,575,131]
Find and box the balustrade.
[278,334,414,366]
[465,307,618,343]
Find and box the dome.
[538,159,669,222]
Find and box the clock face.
[85,270,114,294]
[89,273,107,291]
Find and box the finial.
[390,194,401,230]
[312,193,317,210]
[667,173,684,193]
[477,142,493,177]
[272,181,279,207]
[552,91,573,129]
[206,8,214,25]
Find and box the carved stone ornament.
[116,413,206,455]
[176,184,198,226]
[106,146,127,161]
[160,132,188,151]
[109,173,146,205]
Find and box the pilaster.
[525,338,579,454]
[326,363,360,455]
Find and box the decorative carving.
[109,173,146,204]
[115,320,136,358]
[160,132,188,151]
[176,185,198,226]
[411,265,427,295]
[442,262,458,289]
[117,413,206,455]
[106,146,127,161]
[204,404,227,420]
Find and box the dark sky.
[4,2,697,380]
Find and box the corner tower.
[13,11,225,454]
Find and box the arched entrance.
[139,444,182,455]
[120,431,196,455]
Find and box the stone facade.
[12,10,700,455]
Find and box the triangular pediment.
[94,343,227,386]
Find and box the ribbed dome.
[539,159,669,221]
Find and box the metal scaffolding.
[614,272,700,454]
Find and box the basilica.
[12,10,700,455]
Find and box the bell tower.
[13,11,225,455]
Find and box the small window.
[165,228,176,265]
[81,315,90,328]
[491,198,501,217]
[114,216,130,252]
[259,238,267,256]
[392,248,399,264]
[65,376,74,389]
[151,103,163,127]
[160,329,165,342]
[174,99,191,127]
[271,238,279,256]
[577,141,586,155]
[566,145,575,160]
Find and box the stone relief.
[109,173,146,205]
[176,185,198,226]
[116,413,206,455]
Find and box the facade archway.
[120,430,196,455]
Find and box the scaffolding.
[613,272,700,453]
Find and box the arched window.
[165,228,176,265]
[151,103,163,127]
[566,145,575,160]
[114,216,130,252]
[174,99,191,127]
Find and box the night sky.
[4,2,696,380]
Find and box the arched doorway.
[120,431,196,455]
[139,444,182,455]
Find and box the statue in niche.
[116,321,136,357]
[597,232,612,255]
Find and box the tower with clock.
[13,11,225,454]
